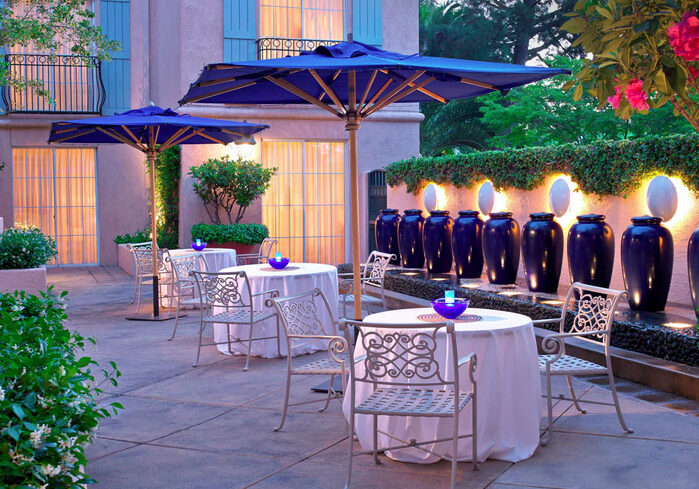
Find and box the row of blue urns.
[376,208,699,314]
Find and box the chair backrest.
[342,319,459,390]
[170,253,205,284]
[560,282,628,346]
[362,251,395,288]
[258,238,278,260]
[127,241,154,251]
[268,288,339,350]
[192,270,252,309]
[132,248,168,275]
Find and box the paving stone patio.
[49,267,699,489]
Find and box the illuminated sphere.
[548,177,571,217]
[423,183,438,212]
[478,181,495,215]
[646,175,677,222]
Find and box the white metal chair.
[338,251,395,318]
[266,288,349,432]
[192,270,279,369]
[167,252,207,341]
[127,241,154,303]
[236,237,278,265]
[341,318,478,489]
[535,282,634,446]
[131,247,172,312]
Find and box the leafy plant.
[385,133,699,196]
[146,146,180,246]
[189,156,277,225]
[191,222,269,245]
[113,228,177,249]
[0,289,122,488]
[562,0,699,130]
[0,227,57,270]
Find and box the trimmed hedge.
[190,222,269,245]
[386,133,699,196]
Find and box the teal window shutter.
[223,0,256,62]
[0,0,5,114]
[353,0,382,47]
[100,0,130,114]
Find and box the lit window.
[260,0,344,41]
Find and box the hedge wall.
[385,134,699,197]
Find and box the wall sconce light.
[478,181,495,215]
[548,177,571,217]
[423,183,446,212]
[646,175,678,222]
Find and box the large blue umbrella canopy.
[48,105,269,319]
[179,42,570,318]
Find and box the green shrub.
[113,228,177,249]
[385,133,699,196]
[0,227,57,270]
[191,222,268,245]
[0,290,122,488]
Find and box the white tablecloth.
[214,263,339,358]
[343,307,540,464]
[168,248,237,272]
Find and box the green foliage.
[0,0,119,101]
[0,289,122,488]
[190,223,268,245]
[385,133,699,197]
[189,156,277,225]
[563,0,699,130]
[113,228,176,249]
[480,57,693,148]
[145,146,180,248]
[0,227,57,270]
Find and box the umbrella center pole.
[345,113,362,320]
[147,150,160,317]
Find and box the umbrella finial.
[149,100,155,106]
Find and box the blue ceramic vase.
[452,210,484,279]
[522,213,563,293]
[398,209,425,269]
[567,214,614,288]
[689,229,699,320]
[423,210,453,273]
[375,209,401,265]
[621,216,674,311]
[482,212,520,284]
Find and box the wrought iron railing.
[1,53,105,114]
[256,37,341,60]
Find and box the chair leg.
[169,287,181,341]
[274,364,292,432]
[344,411,355,489]
[565,374,586,414]
[319,374,335,413]
[276,316,282,359]
[607,370,634,433]
[372,414,381,465]
[472,389,478,471]
[541,370,554,446]
[243,323,254,371]
[131,277,137,304]
[135,278,142,312]
[193,321,205,367]
[451,413,459,489]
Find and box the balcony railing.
[1,53,105,114]
[256,37,341,60]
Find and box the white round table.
[169,248,237,272]
[342,307,540,464]
[214,263,339,358]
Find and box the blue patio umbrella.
[48,105,269,320]
[179,42,570,319]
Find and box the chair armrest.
[252,289,279,299]
[353,354,366,364]
[540,330,608,357]
[458,352,477,384]
[532,318,563,325]
[458,352,476,368]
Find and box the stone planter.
[423,210,453,273]
[208,241,256,255]
[522,212,563,293]
[375,209,401,265]
[689,228,699,320]
[567,214,614,288]
[398,209,425,269]
[0,267,47,295]
[482,212,520,285]
[117,243,135,276]
[452,210,484,279]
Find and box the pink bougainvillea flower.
[625,79,649,111]
[688,65,699,79]
[668,11,699,61]
[607,84,625,109]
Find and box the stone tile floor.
[48,267,699,489]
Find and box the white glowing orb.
[478,181,495,215]
[646,175,678,222]
[548,177,571,217]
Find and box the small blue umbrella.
[49,105,269,319]
[180,42,570,318]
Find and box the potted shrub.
[113,228,177,275]
[189,156,276,253]
[0,227,57,295]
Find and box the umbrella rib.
[197,74,239,88]
[160,130,199,150]
[158,126,191,151]
[460,77,497,91]
[358,70,378,112]
[183,80,259,104]
[309,69,346,113]
[97,127,146,152]
[379,69,447,103]
[120,125,143,148]
[349,70,356,110]
[191,129,227,145]
[363,71,424,114]
[221,129,246,138]
[364,78,393,110]
[264,75,343,118]
[362,76,436,118]
[50,128,96,143]
[318,70,341,102]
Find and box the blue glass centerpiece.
[431,291,469,319]
[269,252,290,270]
[191,239,207,251]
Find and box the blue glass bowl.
[431,298,469,319]
[268,257,290,270]
[191,241,207,252]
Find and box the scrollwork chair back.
[132,248,168,276]
[171,253,205,285]
[560,283,627,348]
[192,270,252,311]
[362,251,394,289]
[259,238,278,260]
